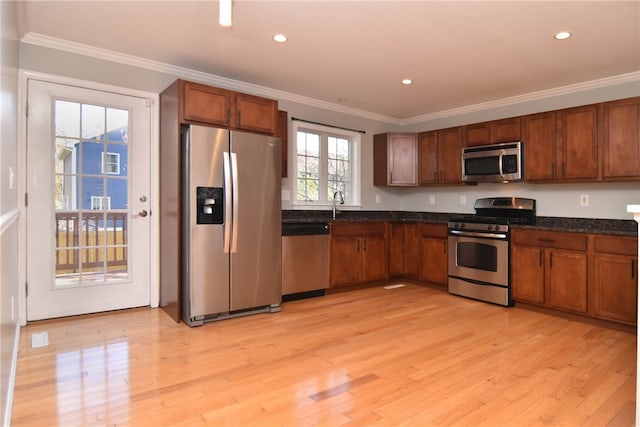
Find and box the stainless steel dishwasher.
[282,222,330,301]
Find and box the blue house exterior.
[74,126,128,211]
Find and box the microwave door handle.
[498,152,504,176]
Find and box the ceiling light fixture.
[219,0,232,27]
[402,79,413,85]
[273,34,288,43]
[554,31,572,40]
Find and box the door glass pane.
[106,108,129,143]
[54,100,129,287]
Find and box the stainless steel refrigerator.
[181,125,282,326]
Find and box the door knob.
[138,210,148,217]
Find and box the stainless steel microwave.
[462,142,523,183]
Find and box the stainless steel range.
[447,197,536,306]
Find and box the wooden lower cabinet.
[511,245,545,304]
[403,224,420,279]
[590,235,638,325]
[512,229,588,314]
[389,223,404,277]
[330,222,388,288]
[389,223,420,279]
[546,249,588,313]
[418,223,448,287]
[512,229,637,325]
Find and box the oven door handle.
[449,230,508,239]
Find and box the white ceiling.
[18,1,640,122]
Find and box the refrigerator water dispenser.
[196,187,223,224]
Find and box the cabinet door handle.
[539,249,543,266]
[537,238,555,244]
[551,163,555,178]
[632,260,636,280]
[237,110,241,125]
[356,239,360,252]
[549,252,553,268]
[363,239,367,251]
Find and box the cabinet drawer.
[593,235,638,256]
[419,223,447,238]
[330,222,386,236]
[512,229,587,251]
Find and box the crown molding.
[21,32,640,127]
[21,32,398,124]
[398,71,640,126]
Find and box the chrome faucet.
[332,190,344,220]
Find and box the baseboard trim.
[3,322,20,427]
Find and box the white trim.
[292,121,361,208]
[399,72,640,126]
[21,32,640,126]
[2,322,20,427]
[0,209,19,235]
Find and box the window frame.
[292,121,361,209]
[102,151,120,175]
[90,196,111,210]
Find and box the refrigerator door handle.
[231,152,239,253]
[223,151,232,254]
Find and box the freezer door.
[184,126,230,319]
[229,131,282,311]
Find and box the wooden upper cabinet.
[492,117,522,143]
[439,127,464,184]
[463,117,521,146]
[276,110,288,177]
[179,80,277,135]
[182,81,231,127]
[374,133,418,186]
[418,131,439,184]
[234,93,278,135]
[464,122,491,146]
[602,97,640,180]
[418,128,462,185]
[557,104,599,181]
[522,111,558,181]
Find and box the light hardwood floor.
[12,284,636,426]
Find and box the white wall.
[1,1,21,425]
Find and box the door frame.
[17,70,160,325]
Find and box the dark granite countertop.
[282,210,638,237]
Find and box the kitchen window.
[293,121,360,207]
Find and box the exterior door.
[26,79,151,321]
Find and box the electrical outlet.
[375,194,381,204]
[460,195,467,205]
[429,195,436,205]
[580,194,589,206]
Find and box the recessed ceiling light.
[402,79,413,85]
[554,31,572,40]
[273,34,288,43]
